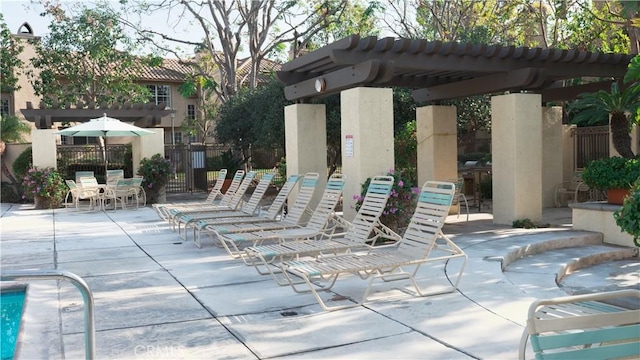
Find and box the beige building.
[1,22,198,146]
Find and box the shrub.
[354,169,418,234]
[1,182,20,203]
[12,146,32,179]
[582,156,640,190]
[614,179,640,247]
[21,166,67,208]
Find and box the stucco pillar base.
[285,104,327,209]
[491,93,542,225]
[416,105,458,187]
[132,129,165,177]
[341,87,394,221]
[31,129,58,169]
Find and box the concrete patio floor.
[1,201,638,359]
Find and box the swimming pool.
[1,287,26,360]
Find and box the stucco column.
[132,129,165,177]
[284,104,327,209]
[491,93,542,224]
[341,87,394,221]
[416,105,458,186]
[31,129,57,169]
[542,106,563,208]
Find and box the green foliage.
[220,149,244,179]
[216,77,291,150]
[0,115,30,143]
[137,154,171,190]
[614,179,640,247]
[569,58,640,158]
[512,218,549,229]
[395,120,417,175]
[0,14,23,92]
[28,6,153,106]
[582,156,640,190]
[353,170,418,234]
[21,166,67,207]
[479,176,493,200]
[1,182,20,203]
[12,146,32,179]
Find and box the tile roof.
[136,58,192,82]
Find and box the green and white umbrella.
[56,113,156,175]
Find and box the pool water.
[1,290,25,360]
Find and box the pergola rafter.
[277,35,634,103]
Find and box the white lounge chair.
[155,169,243,222]
[520,289,640,360]
[167,170,256,230]
[175,172,275,240]
[191,173,304,246]
[217,173,345,258]
[243,175,400,285]
[194,173,320,249]
[165,170,252,229]
[281,180,467,311]
[152,169,227,218]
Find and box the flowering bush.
[21,166,67,209]
[137,154,171,204]
[354,169,418,234]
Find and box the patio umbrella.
[56,113,156,176]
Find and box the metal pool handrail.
[1,270,95,360]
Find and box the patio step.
[502,233,639,306]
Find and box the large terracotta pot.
[607,188,631,205]
[34,195,61,209]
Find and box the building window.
[1,98,10,117]
[187,104,196,120]
[173,131,182,144]
[146,85,171,107]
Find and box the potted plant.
[581,156,640,204]
[614,179,640,247]
[21,166,67,209]
[137,154,171,204]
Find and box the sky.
[1,0,201,58]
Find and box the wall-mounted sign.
[345,135,354,157]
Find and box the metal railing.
[1,270,96,360]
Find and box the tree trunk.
[610,112,635,159]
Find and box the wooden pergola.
[277,35,635,103]
[21,101,174,129]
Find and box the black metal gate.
[164,144,284,194]
[573,126,610,170]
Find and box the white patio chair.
[280,180,467,311]
[447,177,469,221]
[64,179,100,211]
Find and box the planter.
[607,188,630,205]
[34,195,61,209]
[221,179,233,193]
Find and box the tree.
[0,14,23,93]
[28,5,155,107]
[569,56,640,159]
[118,0,351,102]
[0,16,30,193]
